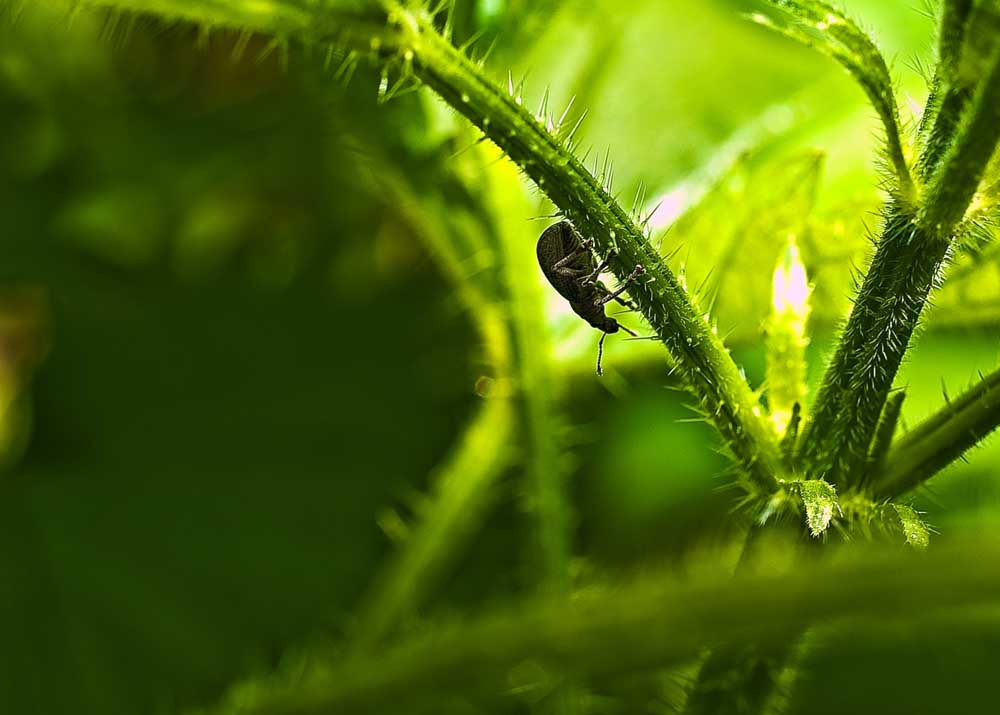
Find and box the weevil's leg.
[591,280,638,310]
[583,252,614,284]
[595,265,645,306]
[552,238,595,273]
[596,332,607,376]
[612,294,638,311]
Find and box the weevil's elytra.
[537,220,643,375]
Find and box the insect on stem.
[536,220,641,375]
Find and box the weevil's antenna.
[597,324,636,375]
[597,332,608,376]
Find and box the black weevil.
[536,220,643,375]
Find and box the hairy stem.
[864,390,905,482]
[919,49,1000,233]
[874,367,1000,498]
[917,0,975,173]
[939,0,974,77]
[397,6,783,490]
[797,206,945,485]
[218,540,1000,715]
[801,36,1000,487]
[920,2,1000,179]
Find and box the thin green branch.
[504,242,573,591]
[919,42,1000,234]
[60,0,394,44]
[919,1,997,178]
[358,129,579,708]
[755,1,913,198]
[490,162,581,714]
[353,392,515,648]
[874,366,1000,498]
[212,540,1000,715]
[351,163,517,649]
[864,390,906,482]
[938,0,973,78]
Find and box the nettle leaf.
[797,479,840,537]
[665,152,824,340]
[836,493,933,549]
[513,0,834,202]
[657,141,998,340]
[767,236,811,435]
[892,504,930,550]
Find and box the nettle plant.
[15,0,1000,713]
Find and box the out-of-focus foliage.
[1,1,1000,715]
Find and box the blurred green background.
[1,1,999,713]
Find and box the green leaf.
[893,504,930,549]
[797,479,840,536]
[766,235,812,434]
[666,151,824,341]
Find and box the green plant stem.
[918,81,973,180]
[353,389,515,648]
[800,40,1000,488]
[489,160,580,715]
[218,540,1000,715]
[395,6,783,491]
[917,0,974,169]
[351,163,517,648]
[919,55,1000,233]
[919,2,999,178]
[503,262,577,655]
[864,390,905,481]
[490,181,573,599]
[874,367,1000,498]
[939,0,974,77]
[62,0,393,44]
